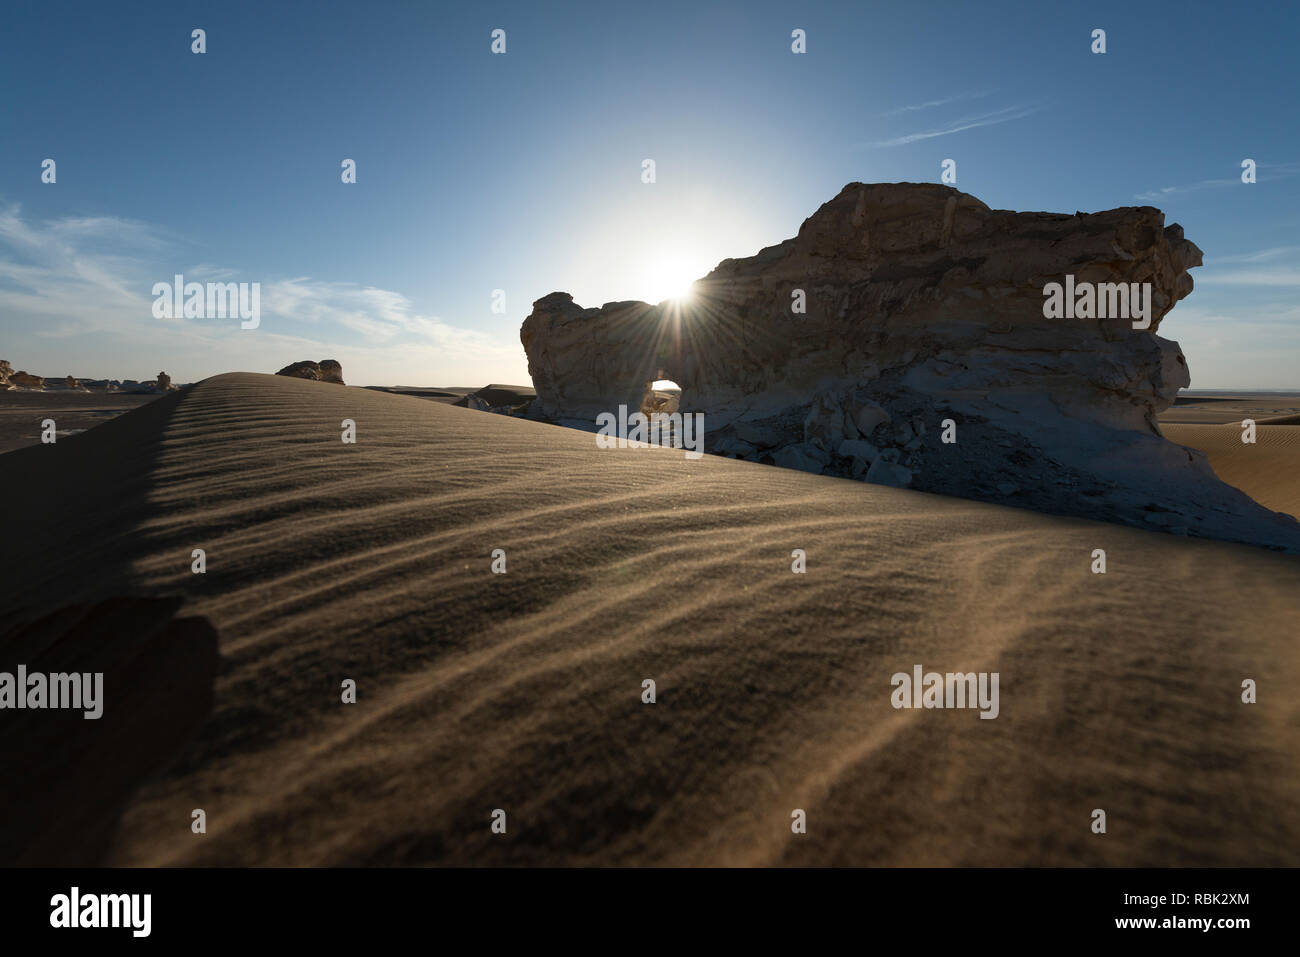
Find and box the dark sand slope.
[2,373,1298,866]
[0,598,218,866]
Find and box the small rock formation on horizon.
[452,383,537,415]
[8,370,45,390]
[520,182,1300,552]
[276,359,345,385]
[0,362,183,394]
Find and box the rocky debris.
[866,457,914,489]
[520,181,1300,552]
[275,360,346,385]
[773,444,827,474]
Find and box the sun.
[640,254,700,305]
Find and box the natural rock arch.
[519,182,1300,552]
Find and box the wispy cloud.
[855,103,1042,150]
[880,90,991,117]
[1196,244,1300,286]
[262,277,512,355]
[1134,163,1300,201]
[0,204,159,329]
[1196,269,1300,286]
[0,203,518,380]
[1206,245,1300,265]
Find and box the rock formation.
[156,372,172,392]
[452,384,537,416]
[317,360,344,385]
[520,182,1300,552]
[9,370,44,390]
[0,360,12,390]
[276,359,345,385]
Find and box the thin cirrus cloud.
[0,204,156,330]
[1134,162,1300,201]
[262,277,513,358]
[855,103,1042,149]
[1196,269,1300,286]
[1198,245,1300,287]
[1206,245,1300,265]
[879,90,992,117]
[0,203,509,365]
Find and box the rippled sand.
[2,373,1298,866]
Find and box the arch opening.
[640,376,681,418]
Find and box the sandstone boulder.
[520,182,1300,552]
[276,360,345,385]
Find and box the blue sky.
[1,0,1296,386]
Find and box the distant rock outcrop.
[9,371,44,390]
[452,384,537,416]
[276,360,345,385]
[520,182,1300,552]
[0,362,182,393]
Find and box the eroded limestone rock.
[276,360,345,385]
[519,182,1300,552]
[9,371,44,390]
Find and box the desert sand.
[2,372,1299,866]
[1160,393,1300,518]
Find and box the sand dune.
[3,372,1299,866]
[1163,422,1300,519]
